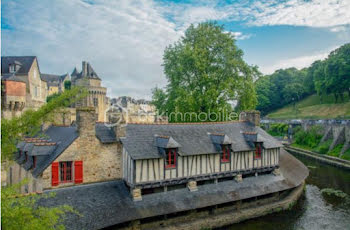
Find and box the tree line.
[256,43,350,115]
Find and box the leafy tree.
[152,22,258,122]
[2,181,75,230]
[46,92,61,103]
[1,86,87,229]
[64,80,71,90]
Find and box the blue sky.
[2,0,350,99]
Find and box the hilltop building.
[108,96,168,124]
[41,73,70,96]
[71,61,108,122]
[1,56,47,119]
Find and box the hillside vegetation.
[256,43,350,117]
[267,94,350,119]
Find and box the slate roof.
[1,73,26,83]
[41,73,69,85]
[73,62,100,80]
[1,56,36,75]
[38,149,308,230]
[95,123,117,143]
[122,122,282,160]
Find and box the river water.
[223,153,350,230]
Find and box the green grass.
[327,144,343,157]
[341,148,350,161]
[315,139,333,154]
[267,94,350,119]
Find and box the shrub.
[294,125,323,149]
[268,123,289,137]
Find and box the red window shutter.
[74,161,83,184]
[51,162,59,186]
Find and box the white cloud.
[244,0,350,28]
[229,32,252,40]
[259,47,338,75]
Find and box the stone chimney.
[82,61,88,77]
[239,110,260,126]
[76,107,96,138]
[115,124,126,140]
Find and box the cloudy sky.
[2,0,350,99]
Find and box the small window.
[59,161,72,183]
[93,98,98,107]
[166,149,177,169]
[25,153,28,162]
[221,145,230,163]
[34,69,37,78]
[255,143,262,159]
[9,65,15,73]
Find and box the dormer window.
[221,145,230,163]
[255,143,262,159]
[165,148,177,169]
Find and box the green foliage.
[46,92,61,103]
[1,87,86,229]
[315,140,332,155]
[152,22,258,122]
[293,126,323,149]
[1,86,87,162]
[327,144,344,157]
[1,182,78,230]
[255,68,308,114]
[267,123,288,137]
[341,148,350,161]
[64,80,71,90]
[256,43,350,115]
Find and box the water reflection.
[221,154,350,230]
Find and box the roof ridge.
[127,120,245,125]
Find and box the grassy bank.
[267,94,350,119]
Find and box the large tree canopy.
[152,22,258,122]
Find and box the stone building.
[71,61,108,122]
[108,96,168,124]
[1,56,47,119]
[7,107,122,193]
[41,73,70,96]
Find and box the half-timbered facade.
[122,111,282,200]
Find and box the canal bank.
[222,149,350,230]
[285,145,350,170]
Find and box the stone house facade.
[1,56,48,119]
[7,107,123,193]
